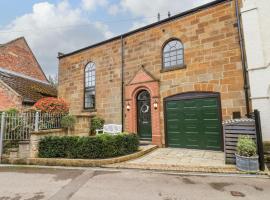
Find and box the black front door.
[137,90,152,141]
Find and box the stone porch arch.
[125,67,162,146]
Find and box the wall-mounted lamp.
[126,103,131,111]
[153,100,158,110]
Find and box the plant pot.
[235,153,259,172]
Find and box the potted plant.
[235,136,259,172]
[90,116,105,135]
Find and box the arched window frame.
[84,62,96,109]
[162,38,185,71]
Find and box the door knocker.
[140,104,149,113]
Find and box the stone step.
[139,140,152,146]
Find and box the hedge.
[38,133,139,159]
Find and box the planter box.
[235,154,259,172]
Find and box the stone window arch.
[162,39,184,70]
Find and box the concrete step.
[140,140,152,146]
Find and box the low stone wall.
[72,114,92,136]
[30,129,67,158]
[2,145,158,167]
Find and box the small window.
[162,39,184,70]
[84,62,95,109]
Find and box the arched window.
[84,62,96,109]
[162,39,184,70]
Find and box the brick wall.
[0,81,22,111]
[59,0,247,140]
[0,37,47,82]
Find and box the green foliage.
[5,108,19,115]
[38,133,139,159]
[60,115,76,129]
[237,136,257,157]
[90,116,105,134]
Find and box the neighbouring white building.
[241,0,270,141]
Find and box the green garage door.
[165,96,222,151]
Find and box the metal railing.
[0,112,64,141]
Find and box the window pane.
[163,40,184,69]
[171,56,177,62]
[171,61,177,66]
[84,62,96,108]
[85,89,95,108]
[177,59,183,65]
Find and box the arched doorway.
[137,90,152,141]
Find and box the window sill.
[160,64,186,73]
[82,108,97,113]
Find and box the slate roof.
[0,70,57,104]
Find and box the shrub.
[90,116,105,134]
[61,115,76,129]
[33,97,69,114]
[237,136,257,157]
[5,108,19,115]
[38,133,139,159]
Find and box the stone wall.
[73,115,92,136]
[30,129,67,158]
[59,0,247,146]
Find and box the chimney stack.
[157,13,160,21]
[168,11,171,18]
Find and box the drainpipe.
[235,0,250,116]
[121,35,125,130]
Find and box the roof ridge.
[0,37,25,47]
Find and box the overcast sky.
[0,0,213,77]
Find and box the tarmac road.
[0,165,269,200]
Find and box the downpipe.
[235,0,251,116]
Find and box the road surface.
[0,166,269,200]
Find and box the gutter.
[235,0,251,116]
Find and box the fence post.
[0,112,6,163]
[254,109,265,171]
[34,111,39,132]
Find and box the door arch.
[137,90,152,141]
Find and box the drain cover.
[230,191,245,197]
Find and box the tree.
[48,74,58,88]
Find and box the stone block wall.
[58,40,122,124]
[30,129,67,158]
[58,0,247,146]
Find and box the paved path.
[0,165,269,200]
[127,148,225,166]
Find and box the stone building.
[58,0,249,148]
[0,37,57,110]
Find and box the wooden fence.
[223,118,256,164]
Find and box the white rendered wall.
[241,0,270,141]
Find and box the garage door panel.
[166,96,222,150]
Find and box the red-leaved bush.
[33,97,69,114]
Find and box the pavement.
[0,165,269,200]
[126,148,226,166]
[105,148,245,174]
